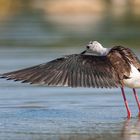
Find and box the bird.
[1,41,140,119]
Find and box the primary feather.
[1,54,119,88]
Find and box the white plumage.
[123,64,140,88]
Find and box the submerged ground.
[0,47,140,140]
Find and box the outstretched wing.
[1,54,120,88]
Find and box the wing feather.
[1,54,119,88]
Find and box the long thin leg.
[133,88,140,117]
[121,87,131,119]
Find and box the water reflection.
[122,119,140,140]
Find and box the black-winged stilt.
[1,41,140,119]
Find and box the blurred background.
[0,0,140,48]
[1,1,140,139]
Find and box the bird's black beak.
[81,46,89,54]
[80,50,87,54]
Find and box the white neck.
[92,46,110,56]
[99,47,110,56]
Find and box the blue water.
[0,47,140,140]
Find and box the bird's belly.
[123,64,140,88]
[123,77,140,88]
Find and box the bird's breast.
[123,64,140,88]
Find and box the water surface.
[0,47,140,140]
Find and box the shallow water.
[0,47,140,140]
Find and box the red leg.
[121,87,131,119]
[133,88,140,118]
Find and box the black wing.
[1,54,119,88]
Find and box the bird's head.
[86,41,104,54]
[81,41,109,56]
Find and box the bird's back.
[107,46,140,85]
